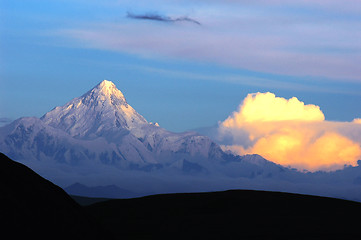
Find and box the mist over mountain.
[1,80,361,200]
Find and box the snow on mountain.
[41,80,148,139]
[0,116,156,167]
[0,80,237,171]
[3,80,361,201]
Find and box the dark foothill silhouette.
[0,152,105,239]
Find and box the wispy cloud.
[53,0,361,82]
[0,117,12,126]
[126,12,201,25]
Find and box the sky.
[2,0,361,172]
[0,0,361,131]
[1,0,361,135]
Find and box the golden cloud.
[353,118,361,124]
[220,92,361,172]
[223,92,324,127]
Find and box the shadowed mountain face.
[85,190,361,240]
[0,153,104,238]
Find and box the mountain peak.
[96,80,119,93]
[90,80,126,104]
[41,79,148,137]
[99,79,114,87]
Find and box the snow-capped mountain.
[0,80,243,171]
[3,80,361,201]
[41,80,148,138]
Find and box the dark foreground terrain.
[85,190,361,239]
[0,153,104,238]
[2,152,361,239]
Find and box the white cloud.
[219,93,361,172]
[222,92,324,127]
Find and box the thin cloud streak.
[126,12,201,25]
[0,117,12,127]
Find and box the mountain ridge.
[2,80,361,201]
[1,80,260,169]
[41,80,148,138]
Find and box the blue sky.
[1,0,361,132]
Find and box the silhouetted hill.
[70,195,112,206]
[3,150,361,239]
[86,190,361,239]
[0,153,104,238]
[65,182,136,199]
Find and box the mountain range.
[1,80,226,168]
[1,80,361,200]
